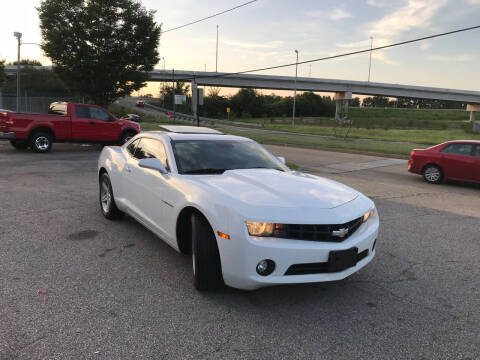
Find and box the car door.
[440,143,476,182]
[71,104,93,140]
[123,137,174,242]
[88,106,121,142]
[474,145,480,183]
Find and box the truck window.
[75,105,91,118]
[89,107,111,121]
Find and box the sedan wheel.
[423,165,442,184]
[99,172,124,220]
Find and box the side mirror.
[277,156,286,164]
[138,158,168,174]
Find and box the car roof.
[158,125,224,134]
[443,140,480,145]
[138,129,251,142]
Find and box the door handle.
[89,121,95,125]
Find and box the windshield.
[171,140,289,174]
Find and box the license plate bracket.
[328,247,358,272]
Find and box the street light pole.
[368,36,373,82]
[161,57,165,108]
[292,49,298,128]
[216,25,219,72]
[14,32,22,112]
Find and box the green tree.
[38,0,161,106]
[0,60,5,88]
[7,59,42,66]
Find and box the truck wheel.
[191,213,223,291]
[99,172,124,220]
[30,132,53,153]
[119,131,136,145]
[10,140,29,150]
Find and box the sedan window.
[135,138,169,169]
[171,140,288,174]
[475,145,480,157]
[441,143,473,156]
[126,139,140,158]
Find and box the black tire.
[119,131,136,145]
[9,140,29,150]
[191,213,223,291]
[423,164,443,184]
[99,172,124,220]
[29,132,53,153]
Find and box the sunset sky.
[1,0,479,96]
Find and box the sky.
[1,0,479,96]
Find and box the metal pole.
[292,50,298,128]
[368,36,373,82]
[15,36,21,112]
[309,64,311,77]
[172,69,176,118]
[216,25,219,72]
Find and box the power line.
[162,0,257,33]
[170,25,480,82]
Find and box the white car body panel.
[98,131,379,290]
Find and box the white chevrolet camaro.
[98,126,379,291]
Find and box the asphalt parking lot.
[1,141,479,360]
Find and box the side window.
[89,107,111,121]
[135,138,169,169]
[75,105,90,118]
[441,143,473,156]
[475,145,480,158]
[126,139,140,158]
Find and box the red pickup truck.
[0,102,140,153]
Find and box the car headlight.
[362,209,375,222]
[246,222,275,236]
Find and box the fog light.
[256,259,275,276]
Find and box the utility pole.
[292,50,299,128]
[368,36,373,82]
[309,64,312,77]
[172,69,176,119]
[14,32,22,112]
[216,25,219,72]
[161,57,166,108]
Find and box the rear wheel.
[9,140,28,150]
[99,172,124,220]
[191,213,223,291]
[423,164,443,184]
[29,132,53,153]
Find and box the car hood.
[187,169,359,210]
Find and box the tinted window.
[90,107,110,121]
[135,138,169,169]
[475,145,480,157]
[75,105,90,118]
[127,139,140,157]
[171,140,288,174]
[441,143,473,156]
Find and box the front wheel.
[29,132,53,153]
[423,165,443,184]
[191,214,223,291]
[99,172,124,220]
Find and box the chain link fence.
[0,94,84,114]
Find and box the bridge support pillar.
[334,92,352,124]
[466,104,480,133]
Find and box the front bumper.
[218,215,379,290]
[0,132,15,140]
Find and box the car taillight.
[6,116,14,126]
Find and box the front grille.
[277,217,363,242]
[285,249,369,275]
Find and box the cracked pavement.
[1,142,479,359]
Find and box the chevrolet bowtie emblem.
[332,228,349,238]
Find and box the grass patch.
[261,125,480,145]
[286,161,299,170]
[222,129,419,157]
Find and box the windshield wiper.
[183,168,227,175]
